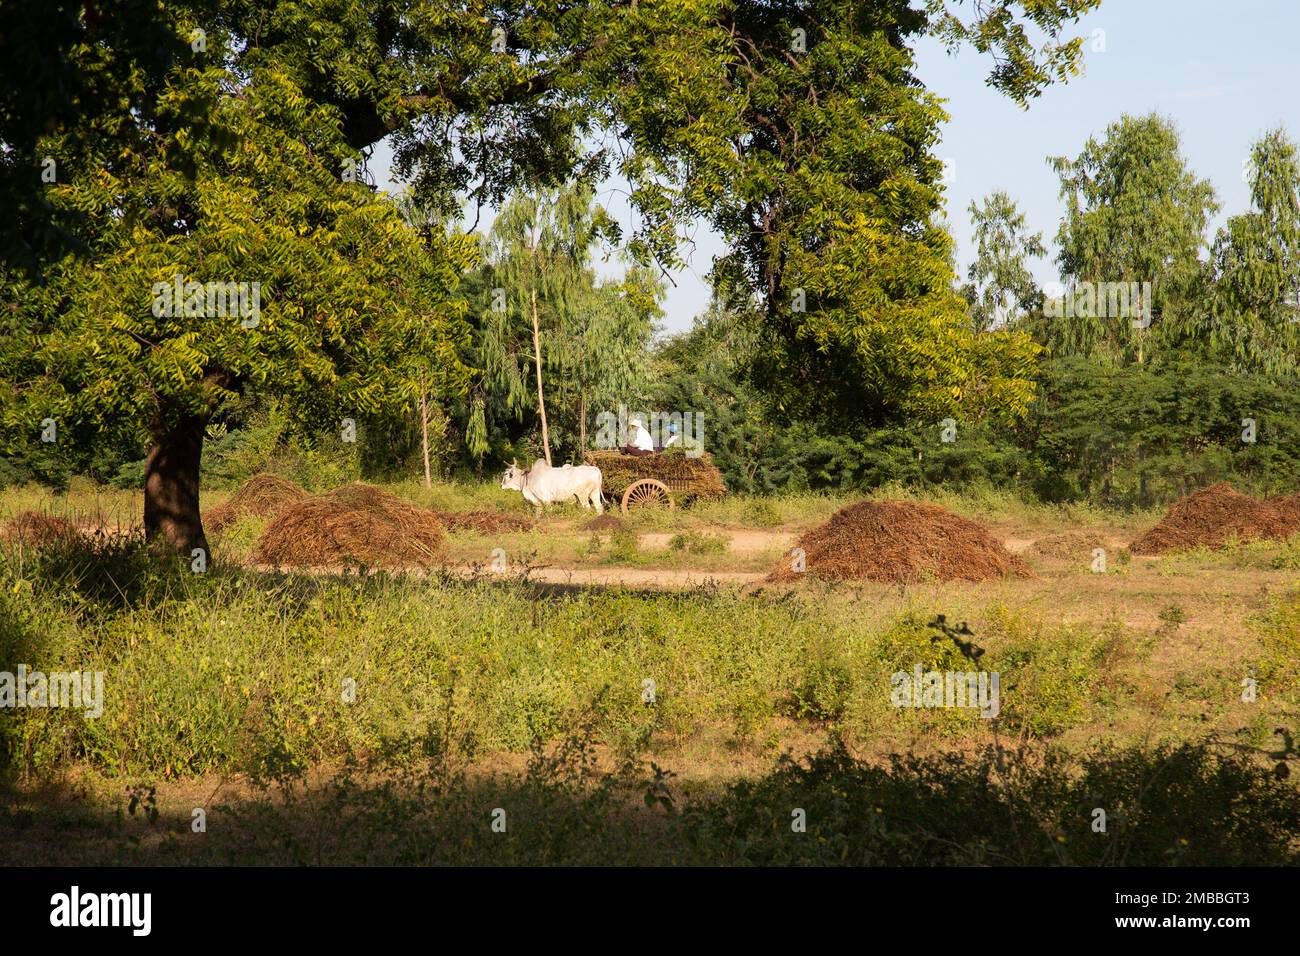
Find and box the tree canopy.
[1048,113,1219,366]
[1207,128,1300,374]
[964,190,1046,330]
[1,0,1102,548]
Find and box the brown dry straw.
[1,511,80,547]
[583,449,726,499]
[252,482,445,568]
[432,510,533,533]
[206,474,310,534]
[768,499,1032,584]
[1130,482,1300,555]
[1027,530,1107,560]
[584,513,625,532]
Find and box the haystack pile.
[206,474,310,534]
[1130,483,1300,555]
[433,510,533,533]
[1,512,79,547]
[583,449,725,499]
[768,499,1031,584]
[252,483,445,567]
[1027,530,1107,560]
[584,513,625,532]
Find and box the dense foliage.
[2,0,1105,543]
[4,3,1297,513]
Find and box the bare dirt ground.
[452,523,1120,590]
[481,565,766,587]
[636,529,796,553]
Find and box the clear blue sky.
[922,0,1300,307]
[376,1,1300,335]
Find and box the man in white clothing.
[628,416,655,452]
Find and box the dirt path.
[495,566,767,588]
[57,514,1159,595]
[637,529,795,553]
[1002,536,1035,554]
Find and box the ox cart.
[583,449,726,514]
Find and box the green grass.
[3,529,1296,784]
[661,492,845,529]
[0,478,142,529]
[383,477,533,514]
[3,480,1299,865]
[667,530,730,555]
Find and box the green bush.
[667,530,728,555]
[607,529,639,563]
[787,657,853,723]
[685,740,1300,865]
[991,606,1113,737]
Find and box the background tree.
[652,297,779,491]
[395,193,471,487]
[1025,356,1300,506]
[1048,113,1219,365]
[550,263,661,456]
[478,181,657,465]
[964,190,1046,330]
[1205,128,1300,374]
[483,184,612,465]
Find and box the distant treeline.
[5,113,1298,510]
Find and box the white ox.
[501,459,604,516]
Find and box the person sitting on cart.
[620,416,655,456]
[663,421,681,449]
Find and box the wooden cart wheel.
[622,479,674,514]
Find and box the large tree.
[1048,113,1219,366]
[1,13,473,552]
[1206,128,1300,374]
[2,0,1099,548]
[964,190,1046,330]
[599,1,1074,428]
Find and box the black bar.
[2,866,1290,941]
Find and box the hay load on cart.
[584,449,726,514]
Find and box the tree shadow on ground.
[2,734,1298,866]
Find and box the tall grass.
[3,532,1296,783]
[3,528,1300,865]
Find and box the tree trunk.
[1138,444,1147,508]
[420,373,433,488]
[531,287,552,466]
[143,408,209,555]
[1135,286,1146,366]
[579,391,587,453]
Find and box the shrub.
[685,739,1300,865]
[667,530,729,555]
[607,529,639,563]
